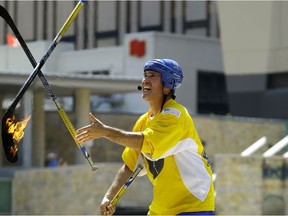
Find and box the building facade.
[1,1,287,119]
[1,1,288,214]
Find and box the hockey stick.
[0,1,93,167]
[110,164,143,206]
[0,3,97,171]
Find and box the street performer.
[76,59,215,215]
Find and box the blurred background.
[0,1,287,215]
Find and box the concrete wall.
[217,1,288,75]
[217,1,288,119]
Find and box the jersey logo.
[162,108,181,118]
[146,158,164,179]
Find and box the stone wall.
[12,155,288,215]
[45,112,287,167]
[8,113,288,215]
[12,163,152,215]
[193,115,286,160]
[215,155,288,215]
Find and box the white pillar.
[32,88,45,167]
[74,88,91,164]
[22,90,33,168]
[0,94,3,167]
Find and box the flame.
[6,115,31,156]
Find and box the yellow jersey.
[122,99,214,215]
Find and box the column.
[0,94,3,167]
[118,1,127,44]
[87,1,96,48]
[130,1,138,32]
[32,88,45,167]
[76,2,85,49]
[163,1,171,33]
[74,88,91,164]
[22,90,33,168]
[175,1,183,34]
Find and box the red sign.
[130,39,145,57]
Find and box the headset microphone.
[137,85,142,90]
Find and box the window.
[267,72,288,89]
[197,71,228,115]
